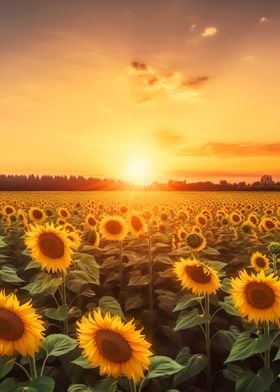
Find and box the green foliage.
[147,356,185,379]
[0,356,16,379]
[41,334,78,357]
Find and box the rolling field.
[0,191,279,392]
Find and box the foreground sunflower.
[99,215,128,241]
[0,292,45,356]
[25,223,73,273]
[77,309,152,382]
[250,251,270,272]
[174,258,220,295]
[231,270,280,324]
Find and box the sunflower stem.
[129,379,137,392]
[14,361,32,380]
[119,240,123,287]
[205,293,212,392]
[272,255,278,276]
[264,323,271,369]
[147,228,153,312]
[28,355,38,379]
[61,272,69,335]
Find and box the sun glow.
[125,158,151,185]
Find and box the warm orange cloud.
[153,129,185,149]
[178,142,280,158]
[125,61,209,103]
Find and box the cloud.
[153,129,186,149]
[178,142,280,158]
[259,16,268,24]
[125,61,209,103]
[201,26,218,38]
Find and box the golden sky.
[0,0,279,183]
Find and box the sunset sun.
[125,158,151,185]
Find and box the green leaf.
[128,271,151,286]
[212,326,240,352]
[273,348,280,361]
[23,273,62,295]
[44,305,69,321]
[0,265,24,283]
[66,271,94,293]
[202,247,220,256]
[68,385,93,392]
[92,377,118,392]
[173,294,203,312]
[0,356,16,379]
[99,296,124,318]
[147,356,184,379]
[0,378,16,392]
[204,260,227,271]
[41,334,78,357]
[223,364,243,382]
[221,278,232,293]
[236,368,274,392]
[218,296,240,316]
[76,253,99,285]
[71,355,93,369]
[225,332,271,363]
[25,377,55,392]
[174,309,207,332]
[25,260,40,270]
[174,353,207,385]
[125,293,144,311]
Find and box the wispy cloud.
[125,61,209,103]
[201,26,218,38]
[153,129,186,149]
[178,142,280,158]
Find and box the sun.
[125,158,151,185]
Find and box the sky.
[0,0,279,184]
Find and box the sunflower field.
[0,191,279,392]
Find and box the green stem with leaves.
[60,272,68,335]
[205,293,211,392]
[129,379,137,392]
[264,323,271,369]
[272,255,278,276]
[119,240,123,287]
[28,356,37,380]
[147,228,153,312]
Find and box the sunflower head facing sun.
[0,291,45,357]
[174,258,220,295]
[250,251,270,272]
[99,215,128,241]
[231,270,280,325]
[76,309,152,382]
[25,222,73,273]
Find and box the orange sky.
[0,0,279,184]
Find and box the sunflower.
[231,270,280,324]
[3,205,15,216]
[174,258,220,295]
[250,251,270,272]
[261,217,276,232]
[129,213,146,237]
[99,216,128,241]
[85,214,97,228]
[76,309,152,382]
[67,232,81,250]
[185,232,206,252]
[230,212,242,225]
[58,207,70,220]
[28,207,46,224]
[0,292,45,357]
[25,223,73,273]
[195,214,207,227]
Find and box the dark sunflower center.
[245,282,275,309]
[33,210,43,220]
[186,265,211,284]
[61,210,68,218]
[265,220,275,229]
[250,217,257,224]
[232,215,240,222]
[198,217,206,225]
[131,216,143,231]
[88,217,96,226]
[105,220,122,235]
[95,329,132,363]
[186,234,203,249]
[0,308,24,340]
[39,232,65,259]
[255,257,266,268]
[5,207,13,214]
